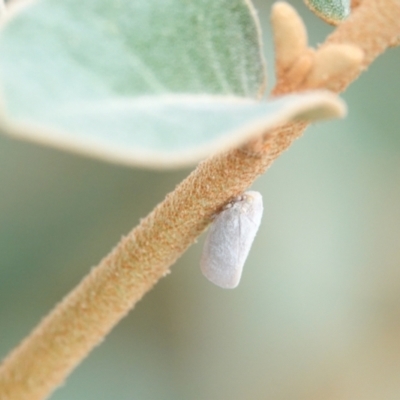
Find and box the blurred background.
[1,0,400,399]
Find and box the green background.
[1,0,400,398]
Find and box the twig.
[0,0,399,399]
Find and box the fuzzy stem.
[323,0,400,91]
[0,0,399,399]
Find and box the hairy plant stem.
[0,0,399,399]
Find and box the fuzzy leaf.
[304,0,350,25]
[0,0,345,168]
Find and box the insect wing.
[200,191,263,289]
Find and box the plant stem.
[325,0,400,90]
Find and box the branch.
[0,0,399,399]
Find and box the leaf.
[303,0,351,25]
[1,92,346,167]
[0,0,345,168]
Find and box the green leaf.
[0,0,345,168]
[304,0,350,25]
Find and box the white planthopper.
[200,191,263,289]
